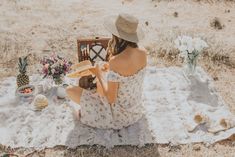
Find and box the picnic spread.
[0,37,234,149]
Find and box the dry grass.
[1,140,235,157]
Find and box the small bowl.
[16,85,36,97]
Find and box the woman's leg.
[66,86,83,104]
[66,86,83,119]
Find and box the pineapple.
[17,56,29,87]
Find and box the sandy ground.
[0,0,235,156]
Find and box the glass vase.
[53,77,66,99]
[187,60,196,75]
[54,77,63,86]
[186,52,198,76]
[56,85,66,99]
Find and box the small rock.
[145,21,149,26]
[168,145,181,152]
[210,17,223,30]
[229,134,235,141]
[213,77,219,81]
[174,12,178,17]
[193,144,201,151]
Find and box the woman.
[66,13,147,129]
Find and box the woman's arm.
[90,62,119,104]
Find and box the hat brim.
[103,15,144,43]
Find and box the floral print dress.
[79,66,146,130]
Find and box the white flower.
[51,69,55,74]
[174,38,181,49]
[58,60,64,65]
[181,36,192,45]
[187,42,194,53]
[193,38,208,52]
[175,36,208,54]
[175,36,195,53]
[51,62,59,69]
[181,36,192,46]
[174,36,189,52]
[179,45,188,52]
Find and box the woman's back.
[78,47,147,129]
[102,62,146,129]
[79,59,147,129]
[108,47,147,77]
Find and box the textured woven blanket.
[0,66,234,149]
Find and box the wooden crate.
[77,37,110,63]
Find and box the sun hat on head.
[103,13,144,43]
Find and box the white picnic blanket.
[0,66,234,149]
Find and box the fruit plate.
[16,85,36,97]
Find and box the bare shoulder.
[108,55,123,71]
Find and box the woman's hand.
[90,62,109,76]
[89,64,99,76]
[101,63,109,72]
[92,61,109,75]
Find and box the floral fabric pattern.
[79,67,146,129]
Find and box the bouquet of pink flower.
[40,53,72,85]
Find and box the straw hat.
[103,13,144,43]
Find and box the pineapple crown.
[18,56,28,74]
